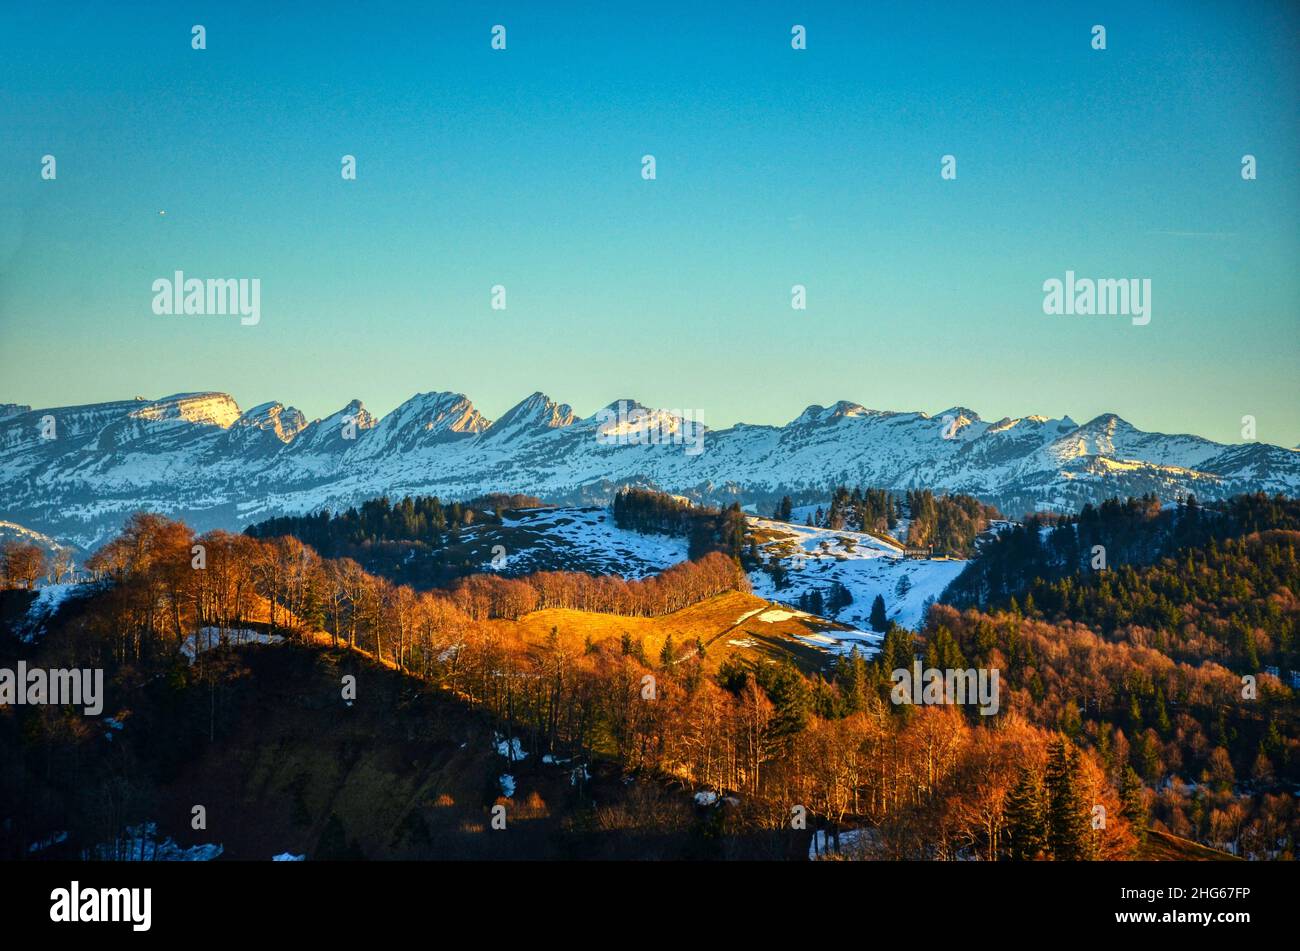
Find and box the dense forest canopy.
[945,494,1300,670]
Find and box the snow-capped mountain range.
[1,391,1296,549]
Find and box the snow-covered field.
[463,507,964,633]
[747,517,967,631]
[16,582,85,642]
[472,506,690,578]
[735,603,884,658]
[180,627,284,663]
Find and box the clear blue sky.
[1,1,1297,446]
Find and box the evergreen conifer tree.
[1004,766,1048,860]
[870,594,888,632]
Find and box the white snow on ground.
[499,774,516,797]
[84,822,223,861]
[332,505,963,641]
[795,632,839,647]
[540,753,589,784]
[180,627,284,663]
[786,503,824,526]
[475,506,690,577]
[470,507,963,636]
[695,791,719,806]
[8,389,1288,552]
[795,629,884,658]
[273,853,305,861]
[17,582,83,642]
[756,608,805,623]
[27,582,78,616]
[747,517,967,631]
[808,827,873,860]
[494,734,527,761]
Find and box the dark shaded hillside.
[146,645,758,860]
[2,637,806,861]
[245,494,516,589]
[946,493,1300,610]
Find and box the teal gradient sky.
[1,1,1297,445]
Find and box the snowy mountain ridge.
[1,389,1296,548]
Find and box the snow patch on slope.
[747,517,966,630]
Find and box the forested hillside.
[946,493,1300,607]
[612,488,747,559]
[778,486,997,557]
[7,499,1297,861]
[244,495,555,586]
[917,602,1297,858]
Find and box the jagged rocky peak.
[394,391,491,435]
[344,391,490,458]
[322,398,372,425]
[1053,413,1137,459]
[286,399,376,454]
[128,392,243,429]
[234,402,308,443]
[984,416,1023,434]
[319,399,375,432]
[986,414,1072,436]
[932,406,982,424]
[790,401,873,426]
[491,392,576,434]
[1077,412,1130,431]
[582,398,647,428]
[588,398,707,436]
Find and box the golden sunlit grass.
[251,581,854,678]
[484,590,855,674]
